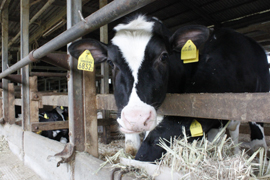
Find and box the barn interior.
[0,0,270,179]
[1,0,270,92]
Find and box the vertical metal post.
[99,0,111,144]
[2,5,9,121]
[67,0,85,152]
[20,0,30,130]
[100,0,109,95]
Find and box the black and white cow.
[135,24,270,161]
[68,14,269,156]
[39,106,69,143]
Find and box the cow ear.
[170,25,210,52]
[68,38,107,64]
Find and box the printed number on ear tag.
[77,50,94,72]
[190,119,203,137]
[181,40,199,64]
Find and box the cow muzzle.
[117,105,157,134]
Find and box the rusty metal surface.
[96,93,270,123]
[40,53,69,70]
[4,75,22,83]
[47,143,75,167]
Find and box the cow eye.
[160,52,168,63]
[107,60,114,67]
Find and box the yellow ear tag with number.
[190,119,203,137]
[44,113,49,119]
[181,40,199,64]
[77,50,94,72]
[60,106,64,110]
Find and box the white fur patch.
[113,15,157,132]
[125,133,141,152]
[249,122,267,151]
[112,15,154,85]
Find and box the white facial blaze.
[112,15,154,88]
[112,15,157,133]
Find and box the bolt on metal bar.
[0,0,156,79]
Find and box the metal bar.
[4,75,22,83]
[40,53,69,70]
[21,0,30,131]
[2,5,9,120]
[0,0,156,79]
[67,0,85,152]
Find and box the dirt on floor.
[0,136,42,180]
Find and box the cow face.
[68,15,171,134]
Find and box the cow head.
[68,15,210,136]
[68,15,171,134]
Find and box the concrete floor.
[0,136,42,180]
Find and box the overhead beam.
[182,0,219,26]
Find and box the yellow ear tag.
[77,50,94,72]
[190,119,203,137]
[36,130,42,134]
[44,113,49,119]
[60,106,64,110]
[181,40,199,64]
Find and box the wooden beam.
[14,98,22,106]
[31,121,68,131]
[96,93,270,123]
[41,95,68,106]
[7,83,15,124]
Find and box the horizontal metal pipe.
[0,0,155,79]
[4,74,22,83]
[40,53,69,70]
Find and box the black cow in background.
[135,25,269,162]
[38,106,69,143]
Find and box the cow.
[38,106,69,143]
[135,24,270,161]
[68,14,269,156]
[135,116,223,161]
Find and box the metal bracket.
[47,143,75,167]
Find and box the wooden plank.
[7,83,15,124]
[31,121,69,131]
[29,77,39,130]
[41,95,68,106]
[83,62,98,156]
[96,93,270,123]
[14,98,22,106]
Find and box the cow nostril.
[143,112,152,126]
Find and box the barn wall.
[0,123,120,180]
